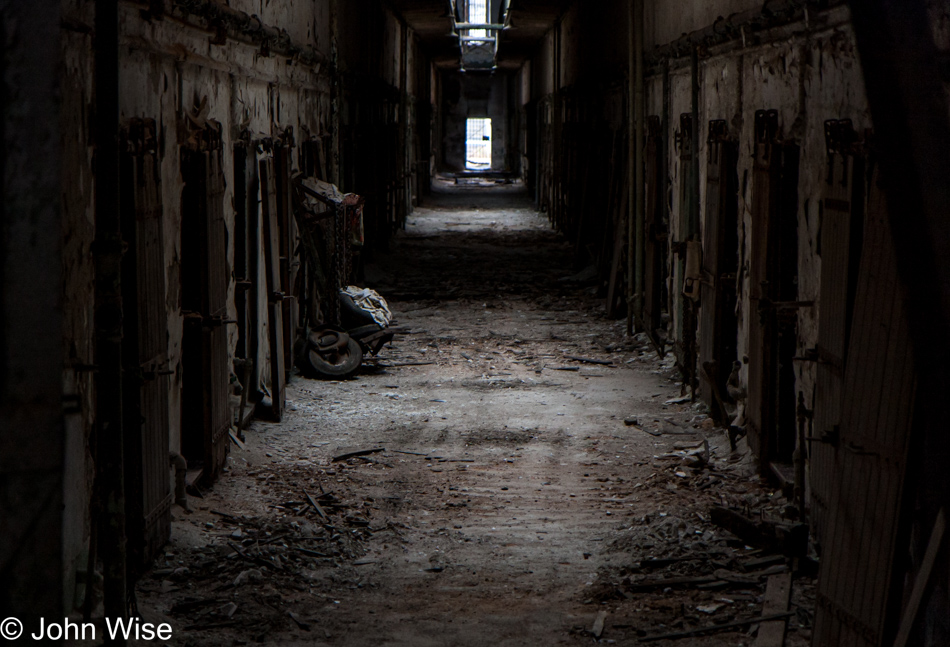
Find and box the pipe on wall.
[160,0,328,67]
[647,0,846,66]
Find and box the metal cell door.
[812,163,916,647]
[180,125,231,485]
[275,145,299,381]
[120,119,171,570]
[810,120,866,538]
[259,156,286,422]
[672,113,696,376]
[205,141,230,479]
[699,120,739,423]
[747,110,801,468]
[643,115,668,350]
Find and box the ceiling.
[389,0,460,67]
[393,0,573,72]
[496,0,572,70]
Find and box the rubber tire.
[307,336,363,379]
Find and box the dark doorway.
[643,116,670,350]
[673,113,699,390]
[180,125,231,485]
[120,118,171,572]
[699,120,740,423]
[747,109,802,476]
[258,155,287,422]
[275,143,299,381]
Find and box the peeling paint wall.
[645,0,762,50]
[116,0,335,446]
[656,6,868,435]
[57,0,433,610]
[522,1,871,475]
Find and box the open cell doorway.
[466,117,492,170]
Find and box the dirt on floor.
[132,180,816,646]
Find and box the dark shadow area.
[366,181,580,303]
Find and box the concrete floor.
[132,182,814,647]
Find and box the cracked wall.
[58,0,433,612]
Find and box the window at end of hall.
[466,118,492,170]
[468,0,488,36]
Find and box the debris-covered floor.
[135,181,816,646]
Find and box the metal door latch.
[807,425,839,448]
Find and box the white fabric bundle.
[342,286,393,327]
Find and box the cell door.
[812,162,916,647]
[180,126,231,485]
[672,113,698,387]
[275,145,299,382]
[259,156,286,422]
[643,115,668,350]
[747,110,801,470]
[810,120,866,538]
[699,120,739,423]
[120,119,171,571]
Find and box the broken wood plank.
[332,447,385,462]
[752,572,793,647]
[210,510,246,524]
[639,612,795,642]
[637,555,720,569]
[591,609,607,638]
[353,559,377,566]
[303,489,328,521]
[227,542,284,572]
[710,506,808,556]
[629,566,784,592]
[565,355,614,366]
[170,598,227,614]
[627,574,718,591]
[291,546,329,559]
[742,554,787,571]
[286,610,311,631]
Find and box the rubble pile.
[139,463,388,643]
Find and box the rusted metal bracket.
[708,119,730,142]
[793,347,820,362]
[844,442,879,457]
[63,394,83,415]
[675,113,693,157]
[824,118,859,155]
[136,365,175,382]
[758,297,815,312]
[755,109,780,145]
[807,424,840,448]
[794,391,813,518]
